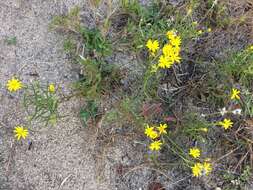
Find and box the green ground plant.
[76,57,121,99]
[223,166,252,190]
[122,0,253,184]
[49,0,253,187]
[23,82,59,125]
[49,6,80,32]
[4,36,17,45]
[51,6,121,101]
[80,100,99,127]
[219,46,253,88]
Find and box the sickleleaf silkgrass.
[23,82,59,125]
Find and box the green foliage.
[104,96,144,127]
[51,7,111,57]
[240,166,252,183]
[119,1,169,51]
[90,0,101,7]
[181,113,210,141]
[242,90,253,117]
[185,0,230,28]
[103,109,120,125]
[118,1,207,52]
[76,58,121,100]
[80,100,99,127]
[50,6,80,31]
[223,166,252,190]
[219,48,253,88]
[63,38,76,54]
[79,27,112,56]
[143,70,159,100]
[23,82,59,125]
[51,3,252,186]
[51,7,115,101]
[5,36,17,45]
[192,65,228,108]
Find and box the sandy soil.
[0,0,113,189]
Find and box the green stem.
[164,136,192,167]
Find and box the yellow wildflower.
[231,88,240,100]
[203,162,212,175]
[6,78,23,92]
[146,39,159,56]
[157,123,168,134]
[170,52,181,63]
[149,140,163,151]
[14,126,29,140]
[191,162,212,177]
[48,83,55,93]
[144,125,159,139]
[166,30,176,40]
[248,45,253,50]
[158,55,173,69]
[150,131,159,139]
[170,36,181,48]
[162,44,174,57]
[207,28,212,32]
[145,125,154,137]
[189,147,201,158]
[218,118,233,130]
[191,163,203,177]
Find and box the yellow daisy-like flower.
[189,147,201,158]
[170,51,181,63]
[191,162,212,177]
[144,125,159,139]
[149,140,163,151]
[6,78,23,92]
[248,45,253,50]
[191,163,203,177]
[162,44,174,57]
[207,28,212,32]
[231,88,240,100]
[166,30,176,40]
[170,36,181,48]
[48,83,55,93]
[218,118,233,130]
[14,126,29,140]
[146,39,159,56]
[145,125,153,136]
[149,131,159,139]
[158,55,173,69]
[157,123,168,134]
[202,162,212,175]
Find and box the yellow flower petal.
[149,140,163,151]
[189,147,201,158]
[231,88,240,100]
[13,126,29,140]
[6,78,23,92]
